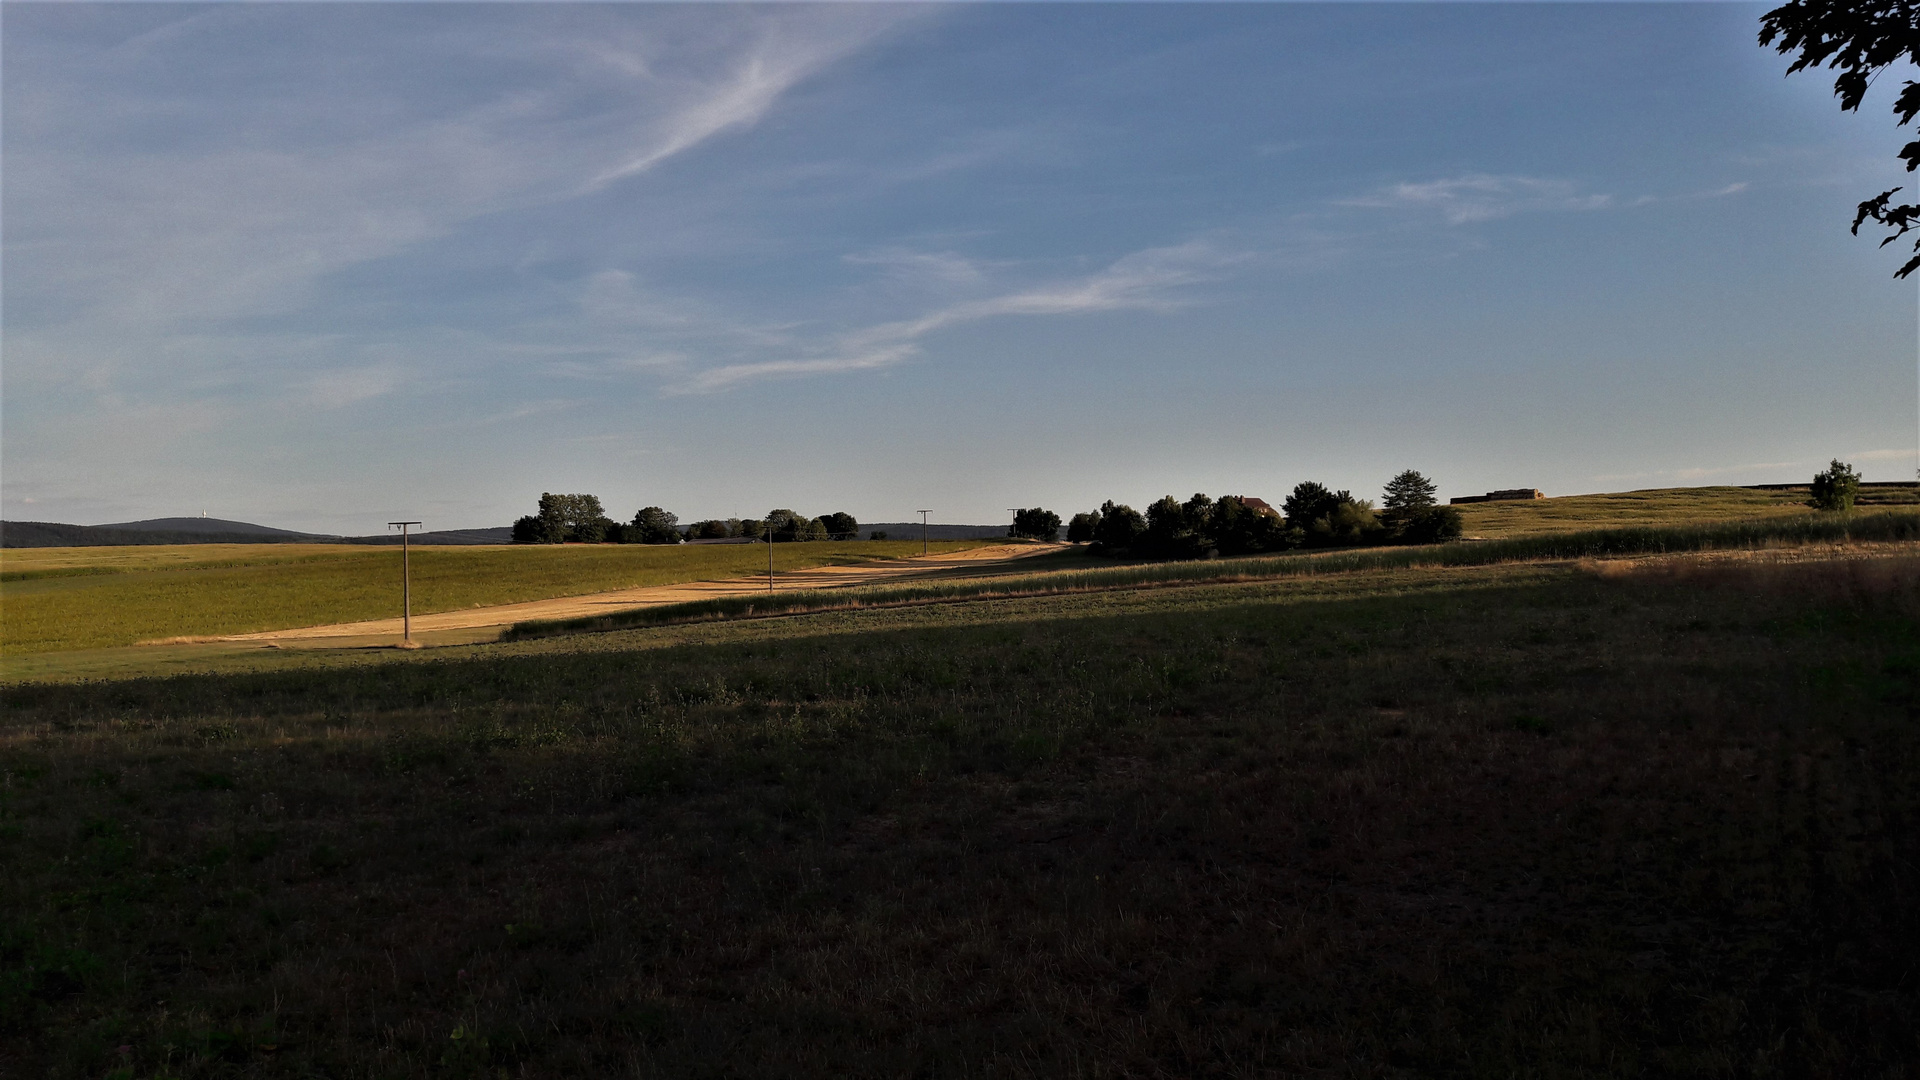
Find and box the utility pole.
[388,521,421,643]
[1007,508,1022,539]
[767,523,775,593]
[917,509,932,556]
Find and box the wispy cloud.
[670,240,1244,394]
[4,5,917,385]
[1344,173,1612,225]
[1592,460,1803,484]
[304,366,402,410]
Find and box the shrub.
[1398,505,1464,544]
[1809,459,1862,511]
[1310,498,1383,546]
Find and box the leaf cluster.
[1761,0,1920,275]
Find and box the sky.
[4,1,1919,533]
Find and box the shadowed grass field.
[0,540,994,654]
[1451,484,1917,537]
[2,545,1916,1076]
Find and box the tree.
[511,515,562,544]
[820,512,859,540]
[1310,498,1382,547]
[1009,507,1062,540]
[763,509,827,542]
[1211,495,1291,556]
[1139,494,1211,559]
[1282,482,1344,530]
[1091,500,1146,551]
[1809,458,1862,510]
[1761,0,1920,275]
[532,492,606,543]
[632,506,681,544]
[1066,511,1101,543]
[1382,470,1439,515]
[689,519,730,540]
[739,518,765,541]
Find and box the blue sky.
[4,2,1917,533]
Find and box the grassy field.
[2,538,1918,1075]
[0,541,994,654]
[3,490,1917,1075]
[1449,485,1821,537]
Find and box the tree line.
[1047,470,1464,559]
[512,494,862,544]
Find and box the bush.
[1398,505,1464,544]
[1810,459,1862,511]
[869,531,889,541]
[511,515,562,544]
[1010,507,1062,540]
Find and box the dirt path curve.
[216,543,1062,644]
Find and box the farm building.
[1449,488,1545,505]
[1225,496,1279,516]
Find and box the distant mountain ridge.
[861,522,1021,541]
[95,516,316,537]
[0,516,1011,548]
[0,519,513,548]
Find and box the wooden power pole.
[388,521,421,643]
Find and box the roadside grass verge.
[505,509,1920,640]
[1,540,995,654]
[2,551,1916,1075]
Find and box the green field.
[3,543,1917,1075]
[0,540,994,655]
[1451,484,1806,536]
[2,489,1917,1075]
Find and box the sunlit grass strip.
[502,510,1920,640]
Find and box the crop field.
[1450,484,1828,537]
[0,540,994,655]
[3,524,1919,1075]
[2,491,1917,1075]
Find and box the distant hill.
[862,522,1024,541]
[0,519,515,548]
[340,527,514,546]
[96,516,318,537]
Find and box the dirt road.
[214,543,1061,645]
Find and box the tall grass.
[505,509,1920,639]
